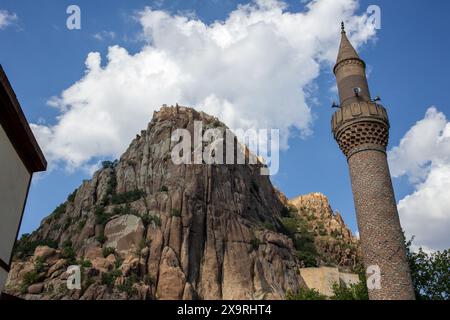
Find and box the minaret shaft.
[331,24,415,300]
[348,150,415,300]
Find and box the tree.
[330,279,368,300]
[330,264,369,300]
[406,238,449,300]
[286,288,327,300]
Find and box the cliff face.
[6,106,359,300]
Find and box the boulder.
[28,283,44,294]
[104,215,144,254]
[47,259,66,277]
[34,246,56,261]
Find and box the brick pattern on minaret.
[331,24,415,300]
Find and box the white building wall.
[0,124,31,292]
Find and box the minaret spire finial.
[335,20,362,73]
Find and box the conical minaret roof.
[334,22,363,70]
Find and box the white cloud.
[92,31,116,41]
[0,9,17,29]
[388,107,450,251]
[32,0,376,170]
[389,107,450,183]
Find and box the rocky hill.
[289,193,359,270]
[5,106,359,300]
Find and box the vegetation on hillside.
[279,205,318,267]
[13,233,58,260]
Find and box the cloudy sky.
[1,0,449,252]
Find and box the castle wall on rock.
[300,267,359,297]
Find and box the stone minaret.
[331,23,415,300]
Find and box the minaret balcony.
[331,101,390,158]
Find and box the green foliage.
[330,229,341,239]
[406,237,450,300]
[105,175,117,198]
[95,206,111,226]
[159,185,169,192]
[112,204,139,216]
[101,269,122,288]
[294,232,316,251]
[80,277,95,296]
[96,230,107,244]
[63,217,73,230]
[102,161,113,169]
[51,203,67,220]
[61,240,76,265]
[101,169,118,205]
[280,213,318,267]
[111,190,145,205]
[13,234,58,260]
[114,256,124,269]
[21,271,40,293]
[77,258,92,268]
[295,250,317,268]
[211,119,222,128]
[170,208,181,217]
[286,288,327,300]
[21,258,49,293]
[262,221,276,232]
[78,216,87,231]
[280,217,297,235]
[102,160,118,169]
[57,283,69,295]
[330,269,368,300]
[117,274,138,295]
[67,189,77,202]
[281,206,291,217]
[250,237,261,251]
[34,256,46,273]
[280,204,298,218]
[330,279,369,300]
[287,204,299,215]
[142,213,161,228]
[102,247,116,258]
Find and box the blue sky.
[1,0,449,251]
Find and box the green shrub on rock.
[102,247,115,258]
[170,208,181,217]
[286,288,327,300]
